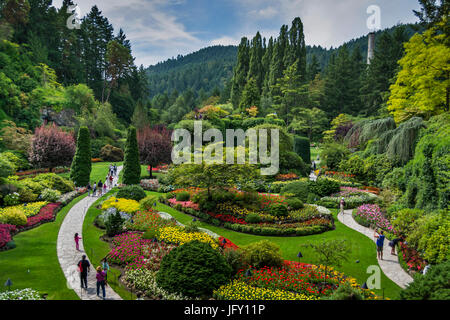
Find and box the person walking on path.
[109,174,114,188]
[339,198,346,216]
[87,183,92,197]
[92,182,97,197]
[78,255,91,290]
[98,180,103,196]
[389,237,403,255]
[103,182,107,194]
[96,266,107,300]
[374,230,385,260]
[74,233,82,251]
[101,258,110,281]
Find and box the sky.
[53,0,422,67]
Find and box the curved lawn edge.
[146,191,402,299]
[0,194,87,300]
[82,190,137,300]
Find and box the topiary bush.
[268,203,289,217]
[245,213,262,223]
[294,136,311,165]
[309,178,341,197]
[241,240,283,269]
[123,126,141,185]
[116,185,146,202]
[70,127,92,187]
[156,240,233,298]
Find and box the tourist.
[87,183,92,197]
[93,182,97,197]
[109,174,114,187]
[74,233,81,251]
[95,266,107,300]
[98,180,103,196]
[101,258,110,281]
[113,165,117,176]
[374,230,385,260]
[312,161,316,171]
[339,197,346,215]
[103,182,107,194]
[389,237,402,255]
[78,255,90,290]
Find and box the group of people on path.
[86,164,118,197]
[72,164,118,300]
[77,255,110,300]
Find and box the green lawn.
[310,146,321,163]
[82,190,137,300]
[146,191,402,300]
[58,162,123,184]
[0,194,87,300]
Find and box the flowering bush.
[3,192,21,206]
[0,207,27,226]
[168,198,199,211]
[353,204,394,232]
[101,197,140,214]
[218,237,239,250]
[0,224,17,248]
[399,242,426,272]
[157,226,219,249]
[0,288,43,300]
[40,188,61,202]
[140,179,160,191]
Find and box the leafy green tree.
[387,23,449,123]
[70,126,92,187]
[289,107,328,141]
[122,126,141,185]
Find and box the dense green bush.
[294,136,311,164]
[280,152,308,176]
[320,143,350,170]
[32,173,74,193]
[223,248,246,275]
[309,178,340,197]
[70,127,92,187]
[281,181,309,202]
[156,240,232,298]
[268,203,289,217]
[142,229,159,240]
[40,188,61,202]
[139,195,158,211]
[176,191,190,202]
[116,185,146,201]
[327,282,364,300]
[105,211,124,237]
[399,260,450,300]
[241,240,283,269]
[245,213,262,223]
[285,198,304,210]
[100,144,124,162]
[391,208,424,236]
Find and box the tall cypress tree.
[285,17,307,83]
[261,36,274,95]
[247,32,264,94]
[268,25,288,97]
[307,54,321,81]
[70,127,92,187]
[230,37,250,108]
[122,126,141,185]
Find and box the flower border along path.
[57,166,123,300]
[338,209,413,289]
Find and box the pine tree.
[285,17,307,83]
[247,32,264,94]
[261,37,274,95]
[122,126,141,185]
[268,25,289,96]
[70,127,92,187]
[307,54,321,81]
[239,77,260,110]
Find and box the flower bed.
[352,204,394,233]
[275,173,299,181]
[0,224,17,249]
[167,198,199,211]
[19,203,62,230]
[101,197,140,215]
[125,209,177,232]
[157,226,219,249]
[140,179,160,191]
[318,192,377,209]
[0,201,47,219]
[0,288,43,300]
[398,242,426,273]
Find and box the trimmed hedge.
[294,136,311,164]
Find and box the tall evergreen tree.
[247,32,264,94]
[230,37,250,108]
[285,17,307,83]
[261,36,274,95]
[70,126,92,187]
[307,54,321,82]
[122,126,141,185]
[239,77,260,110]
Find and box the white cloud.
[209,36,241,46]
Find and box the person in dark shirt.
[389,237,403,255]
[78,255,91,290]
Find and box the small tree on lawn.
[302,239,351,284]
[29,123,75,172]
[123,126,141,185]
[137,125,172,178]
[70,127,92,187]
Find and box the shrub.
[224,248,246,275]
[285,198,304,210]
[139,195,158,211]
[268,203,289,217]
[105,211,124,237]
[3,193,20,206]
[184,221,201,233]
[70,127,92,187]
[176,191,190,202]
[100,144,124,162]
[0,208,27,226]
[156,240,233,298]
[281,181,309,202]
[32,173,74,193]
[241,240,283,269]
[142,229,159,240]
[294,136,311,164]
[40,189,61,202]
[391,208,424,236]
[245,213,262,223]
[399,260,450,300]
[327,282,364,300]
[320,143,350,170]
[0,157,14,178]
[309,178,341,197]
[123,126,141,185]
[116,185,146,202]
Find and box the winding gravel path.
[338,209,413,289]
[57,166,123,300]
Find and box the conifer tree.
[70,127,92,187]
[230,37,250,108]
[247,32,264,93]
[122,126,141,185]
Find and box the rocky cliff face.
[40,108,77,127]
